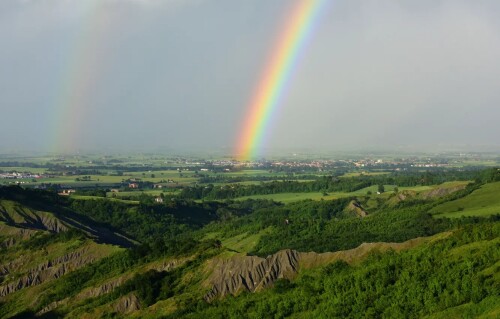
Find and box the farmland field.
[341,171,391,178]
[234,192,345,203]
[0,167,48,174]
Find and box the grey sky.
[1,0,499,154]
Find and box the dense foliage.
[68,198,280,244]
[1,168,499,318]
[171,222,500,319]
[200,198,457,256]
[35,237,222,313]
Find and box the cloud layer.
[0,0,499,154]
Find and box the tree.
[378,184,385,193]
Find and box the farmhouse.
[58,189,76,196]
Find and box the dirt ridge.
[204,249,300,302]
[204,234,446,301]
[0,246,101,297]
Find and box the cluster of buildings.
[0,172,43,179]
[352,158,451,169]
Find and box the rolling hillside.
[431,182,500,218]
[0,176,498,318]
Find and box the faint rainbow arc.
[49,0,107,153]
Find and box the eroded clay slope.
[0,200,136,247]
[204,233,449,301]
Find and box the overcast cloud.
[1,0,499,154]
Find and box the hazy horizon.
[1,0,500,155]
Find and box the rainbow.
[50,0,108,153]
[235,0,329,160]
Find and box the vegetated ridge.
[0,167,498,318]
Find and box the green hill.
[0,175,498,318]
[431,182,500,218]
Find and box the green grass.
[6,169,199,187]
[341,171,390,178]
[424,295,500,319]
[449,160,500,167]
[232,184,423,203]
[431,182,500,218]
[210,180,317,186]
[222,230,270,254]
[123,170,198,183]
[349,184,405,195]
[70,195,139,204]
[221,169,287,176]
[231,181,472,204]
[0,167,47,174]
[234,192,344,203]
[353,181,468,196]
[204,228,272,254]
[106,189,180,199]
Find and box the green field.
[123,170,198,183]
[341,171,391,178]
[232,182,471,204]
[431,182,500,218]
[210,179,317,187]
[70,195,140,204]
[107,189,178,198]
[1,170,198,187]
[234,192,344,203]
[221,169,287,176]
[0,167,48,174]
[233,185,399,203]
[204,228,272,255]
[449,160,500,167]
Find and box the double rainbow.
[235,0,329,160]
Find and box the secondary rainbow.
[49,0,108,153]
[235,0,328,160]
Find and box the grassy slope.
[233,181,470,204]
[204,227,273,256]
[60,233,466,318]
[431,182,500,218]
[424,295,500,319]
[0,238,122,318]
[70,195,139,204]
[1,179,498,318]
[3,212,499,318]
[178,223,499,319]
